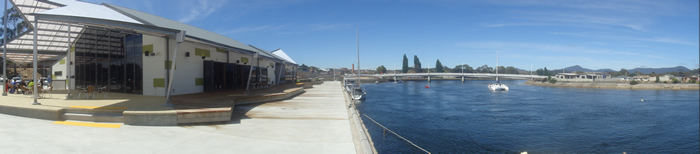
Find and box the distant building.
[554,73,603,82]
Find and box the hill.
[550,65,691,74]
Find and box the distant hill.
[629,66,690,74]
[551,65,690,74]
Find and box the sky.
[47,0,700,70]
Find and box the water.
[356,80,699,153]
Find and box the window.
[54,71,63,76]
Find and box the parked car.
[0,76,5,82]
[12,77,22,83]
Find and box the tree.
[376,65,387,74]
[0,7,29,44]
[476,65,493,73]
[496,66,506,74]
[453,64,474,73]
[616,69,629,76]
[536,68,544,75]
[655,76,660,83]
[505,66,517,74]
[413,55,422,73]
[300,64,309,72]
[402,54,409,73]
[544,67,550,76]
[435,59,443,73]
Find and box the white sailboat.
[348,28,366,100]
[488,50,509,91]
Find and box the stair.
[61,107,126,123]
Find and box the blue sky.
[77,0,698,70]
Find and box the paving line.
[68,106,127,110]
[53,121,122,128]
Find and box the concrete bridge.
[347,73,547,82]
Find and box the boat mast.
[496,50,499,82]
[357,27,360,84]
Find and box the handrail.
[362,114,431,154]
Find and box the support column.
[245,52,258,93]
[462,76,465,83]
[164,31,185,106]
[31,18,39,105]
[2,0,7,96]
[428,76,431,82]
[65,24,72,98]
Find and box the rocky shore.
[524,80,699,90]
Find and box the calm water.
[356,80,699,153]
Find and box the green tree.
[655,76,660,83]
[376,65,387,74]
[544,67,550,76]
[496,66,506,74]
[616,69,629,76]
[402,54,409,73]
[536,68,544,75]
[505,66,517,74]
[413,55,422,73]
[476,65,493,73]
[435,59,443,73]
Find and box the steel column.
[245,52,258,93]
[164,31,185,106]
[31,18,39,105]
[1,0,7,96]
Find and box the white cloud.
[222,24,289,34]
[456,41,666,59]
[178,0,226,23]
[309,23,353,31]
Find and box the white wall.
[51,56,67,80]
[158,38,234,96]
[142,35,167,96]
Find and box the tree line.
[398,54,523,74]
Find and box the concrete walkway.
[0,81,357,153]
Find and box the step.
[62,113,124,123]
[63,106,126,115]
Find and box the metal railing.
[362,114,431,154]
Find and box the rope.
[362,114,431,154]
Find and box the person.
[28,79,34,91]
[47,75,52,86]
[4,80,9,93]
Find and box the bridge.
[346,73,547,82]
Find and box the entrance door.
[203,60,214,92]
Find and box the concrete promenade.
[0,81,361,153]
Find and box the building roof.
[102,3,259,54]
[248,45,283,62]
[271,49,297,65]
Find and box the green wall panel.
[195,78,204,86]
[142,44,153,54]
[165,61,176,70]
[59,59,65,64]
[153,78,165,87]
[241,57,249,63]
[195,48,210,57]
[216,48,227,53]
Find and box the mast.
[357,27,360,84]
[496,50,499,82]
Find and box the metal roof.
[103,3,260,54]
[271,49,297,65]
[3,0,84,63]
[3,0,297,65]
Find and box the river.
[356,80,699,153]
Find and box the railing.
[362,114,431,154]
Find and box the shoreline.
[524,80,699,90]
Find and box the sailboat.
[347,28,366,100]
[488,50,509,91]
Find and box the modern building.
[2,0,298,97]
